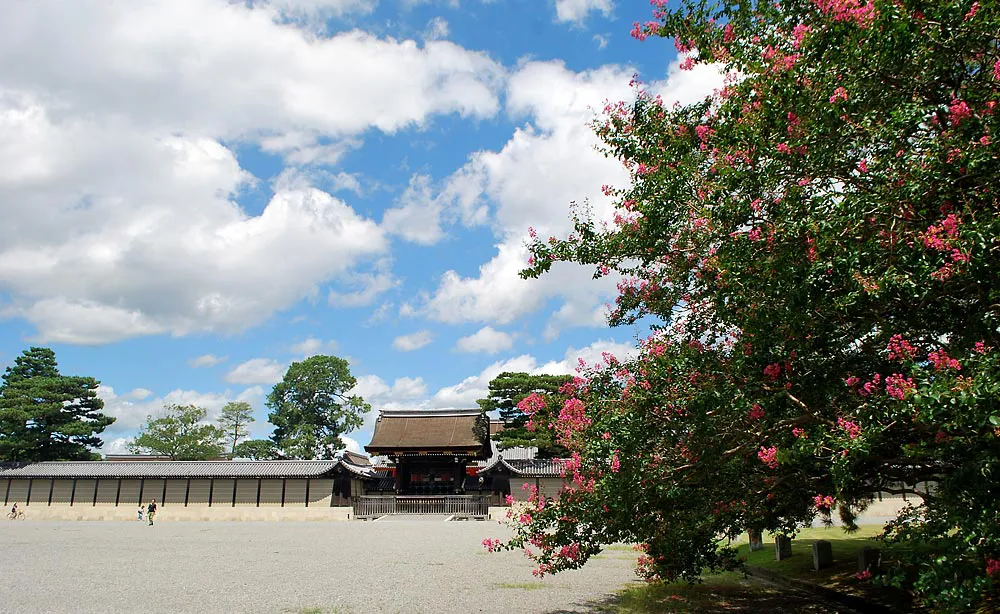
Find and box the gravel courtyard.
[0,518,642,614]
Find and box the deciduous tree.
[489,1,1000,610]
[266,355,369,459]
[130,404,225,460]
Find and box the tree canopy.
[129,404,225,460]
[218,401,255,458]
[477,372,573,457]
[0,347,114,461]
[233,439,281,460]
[266,355,369,460]
[490,0,1000,610]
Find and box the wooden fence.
[352,495,489,519]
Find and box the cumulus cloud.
[431,338,638,408]
[224,358,287,385]
[455,326,515,354]
[418,58,725,338]
[392,330,434,351]
[423,17,450,41]
[189,354,227,368]
[288,337,339,357]
[97,384,265,434]
[0,0,505,344]
[553,0,613,24]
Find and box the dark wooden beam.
[115,479,122,507]
[184,478,191,507]
[48,479,55,506]
[70,479,77,506]
[208,478,215,507]
[256,478,262,507]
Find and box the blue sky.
[0,0,723,455]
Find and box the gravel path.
[0,520,643,614]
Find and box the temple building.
[364,408,490,495]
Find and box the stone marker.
[858,547,881,573]
[812,540,833,571]
[775,535,792,561]
[749,529,764,552]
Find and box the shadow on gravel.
[541,576,859,613]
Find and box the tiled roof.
[0,460,344,479]
[471,441,538,469]
[365,409,486,452]
[478,457,566,478]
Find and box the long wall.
[1,476,359,521]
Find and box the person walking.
[137,504,144,522]
[146,499,157,526]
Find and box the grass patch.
[738,525,912,611]
[495,581,548,590]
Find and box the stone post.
[858,547,881,574]
[748,529,764,552]
[775,535,792,561]
[812,540,833,570]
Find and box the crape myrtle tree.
[485,0,1000,610]
[267,355,369,460]
[477,372,574,457]
[0,347,114,462]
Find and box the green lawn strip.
[738,525,913,611]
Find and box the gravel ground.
[0,519,644,614]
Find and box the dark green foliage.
[266,355,369,460]
[233,439,281,460]
[130,404,225,460]
[0,347,114,461]
[477,372,573,457]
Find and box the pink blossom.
[995,59,1000,81]
[858,159,868,173]
[845,376,860,387]
[814,0,878,26]
[838,417,861,439]
[695,124,714,142]
[856,570,872,581]
[792,427,808,439]
[763,363,782,381]
[792,23,811,48]
[723,23,735,43]
[885,373,915,400]
[679,56,695,71]
[829,87,849,103]
[928,349,961,371]
[518,392,547,416]
[965,1,979,19]
[748,404,765,421]
[757,446,779,469]
[948,99,973,126]
[630,22,648,41]
[610,450,621,473]
[776,143,792,154]
[887,334,917,361]
[974,341,990,354]
[504,495,515,505]
[813,494,835,512]
[482,538,503,552]
[987,558,1000,577]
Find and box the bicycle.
[7,510,24,520]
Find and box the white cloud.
[431,339,638,407]
[288,337,338,357]
[419,59,725,337]
[224,358,287,385]
[128,388,153,401]
[0,0,506,344]
[593,34,609,49]
[328,260,400,307]
[392,330,434,351]
[391,376,428,399]
[189,354,228,368]
[553,0,613,24]
[455,326,514,354]
[97,384,265,434]
[341,434,363,454]
[381,174,446,245]
[423,17,450,41]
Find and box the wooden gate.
[352,495,489,519]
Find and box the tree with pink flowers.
[489,0,1000,609]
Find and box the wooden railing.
[352,495,489,519]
